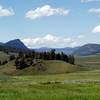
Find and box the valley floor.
[0,54,100,100]
[0,71,100,100]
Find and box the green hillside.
[1,51,100,75]
[0,60,79,75]
[75,54,100,71]
[0,51,17,62]
[0,52,9,62]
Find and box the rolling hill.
[0,59,79,75]
[73,44,100,56]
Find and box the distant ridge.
[0,42,4,45]
[0,44,29,53]
[34,47,80,55]
[1,39,100,56]
[73,43,100,56]
[0,39,29,53]
[5,39,28,50]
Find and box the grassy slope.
[0,51,79,75]
[0,51,17,62]
[0,52,9,62]
[75,54,100,71]
[0,60,79,75]
[1,52,100,76]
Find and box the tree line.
[15,49,75,70]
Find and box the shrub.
[2,60,8,65]
[9,55,15,61]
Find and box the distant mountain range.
[73,44,100,56]
[34,47,80,55]
[0,39,100,56]
[36,44,100,56]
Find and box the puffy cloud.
[81,0,100,3]
[25,5,69,19]
[0,5,14,17]
[88,8,100,18]
[22,34,78,48]
[78,35,85,39]
[88,8,100,13]
[92,25,100,33]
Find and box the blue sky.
[0,0,100,48]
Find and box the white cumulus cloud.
[0,5,14,17]
[22,34,78,48]
[25,5,69,19]
[81,0,100,3]
[88,8,100,13]
[92,25,100,33]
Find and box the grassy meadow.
[75,54,100,71]
[0,51,100,100]
[0,72,100,100]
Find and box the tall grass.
[0,84,100,100]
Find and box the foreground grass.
[0,83,100,100]
[0,71,100,100]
